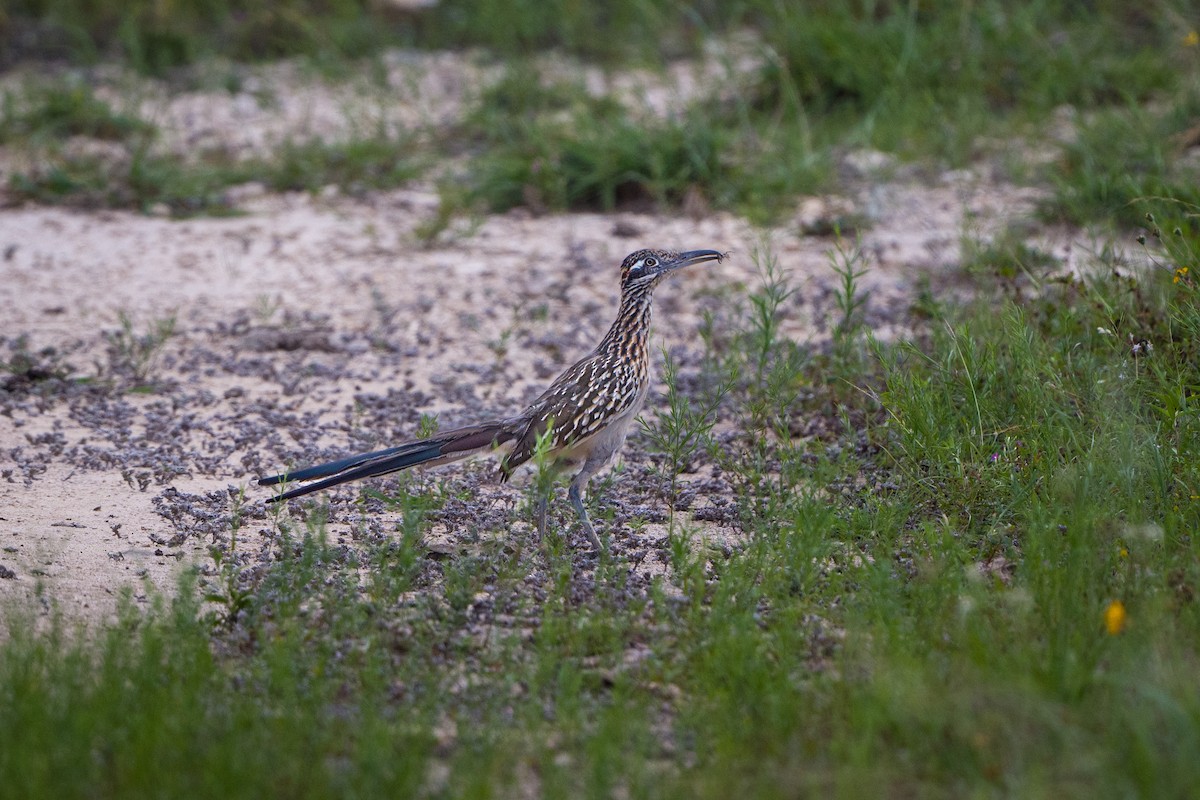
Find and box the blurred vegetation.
[3,1,1185,99]
[0,81,153,142]
[1,1,1196,220]
[1042,89,1200,228]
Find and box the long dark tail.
[259,421,519,504]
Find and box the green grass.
[6,131,423,216]
[4,228,1199,796]
[1,71,422,215]
[102,310,177,389]
[740,1,1183,161]
[447,62,827,220]
[265,134,424,194]
[18,156,214,214]
[438,0,1195,218]
[1042,91,1200,228]
[3,0,404,74]
[8,149,253,216]
[0,81,154,143]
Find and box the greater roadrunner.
[258,248,726,548]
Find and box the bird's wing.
[502,352,641,476]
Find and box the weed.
[102,310,176,388]
[416,412,439,439]
[0,335,75,392]
[526,422,558,545]
[485,309,519,362]
[253,294,281,323]
[411,182,477,246]
[368,476,441,602]
[641,347,732,528]
[0,81,154,144]
[203,486,253,626]
[733,244,808,436]
[829,236,870,376]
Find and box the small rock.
[610,219,642,238]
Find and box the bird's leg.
[535,493,549,541]
[568,479,602,550]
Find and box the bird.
[258,247,727,549]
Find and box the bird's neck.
[597,288,654,364]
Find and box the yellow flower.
[1176,266,1190,284]
[1186,30,1200,47]
[1119,546,1129,559]
[1104,600,1127,635]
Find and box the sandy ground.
[0,50,1065,625]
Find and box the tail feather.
[259,421,517,505]
[258,442,432,487]
[262,442,444,503]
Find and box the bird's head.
[619,248,726,293]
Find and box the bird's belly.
[552,393,645,469]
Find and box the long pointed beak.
[656,249,727,275]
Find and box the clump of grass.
[641,347,732,526]
[1041,91,1200,228]
[4,0,410,75]
[829,236,871,379]
[0,82,154,143]
[465,102,728,213]
[8,149,251,216]
[102,310,176,388]
[414,0,700,64]
[263,134,423,194]
[0,335,77,393]
[730,245,809,435]
[453,64,825,220]
[526,423,561,545]
[741,1,1183,163]
[7,132,423,216]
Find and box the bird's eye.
[643,257,658,268]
